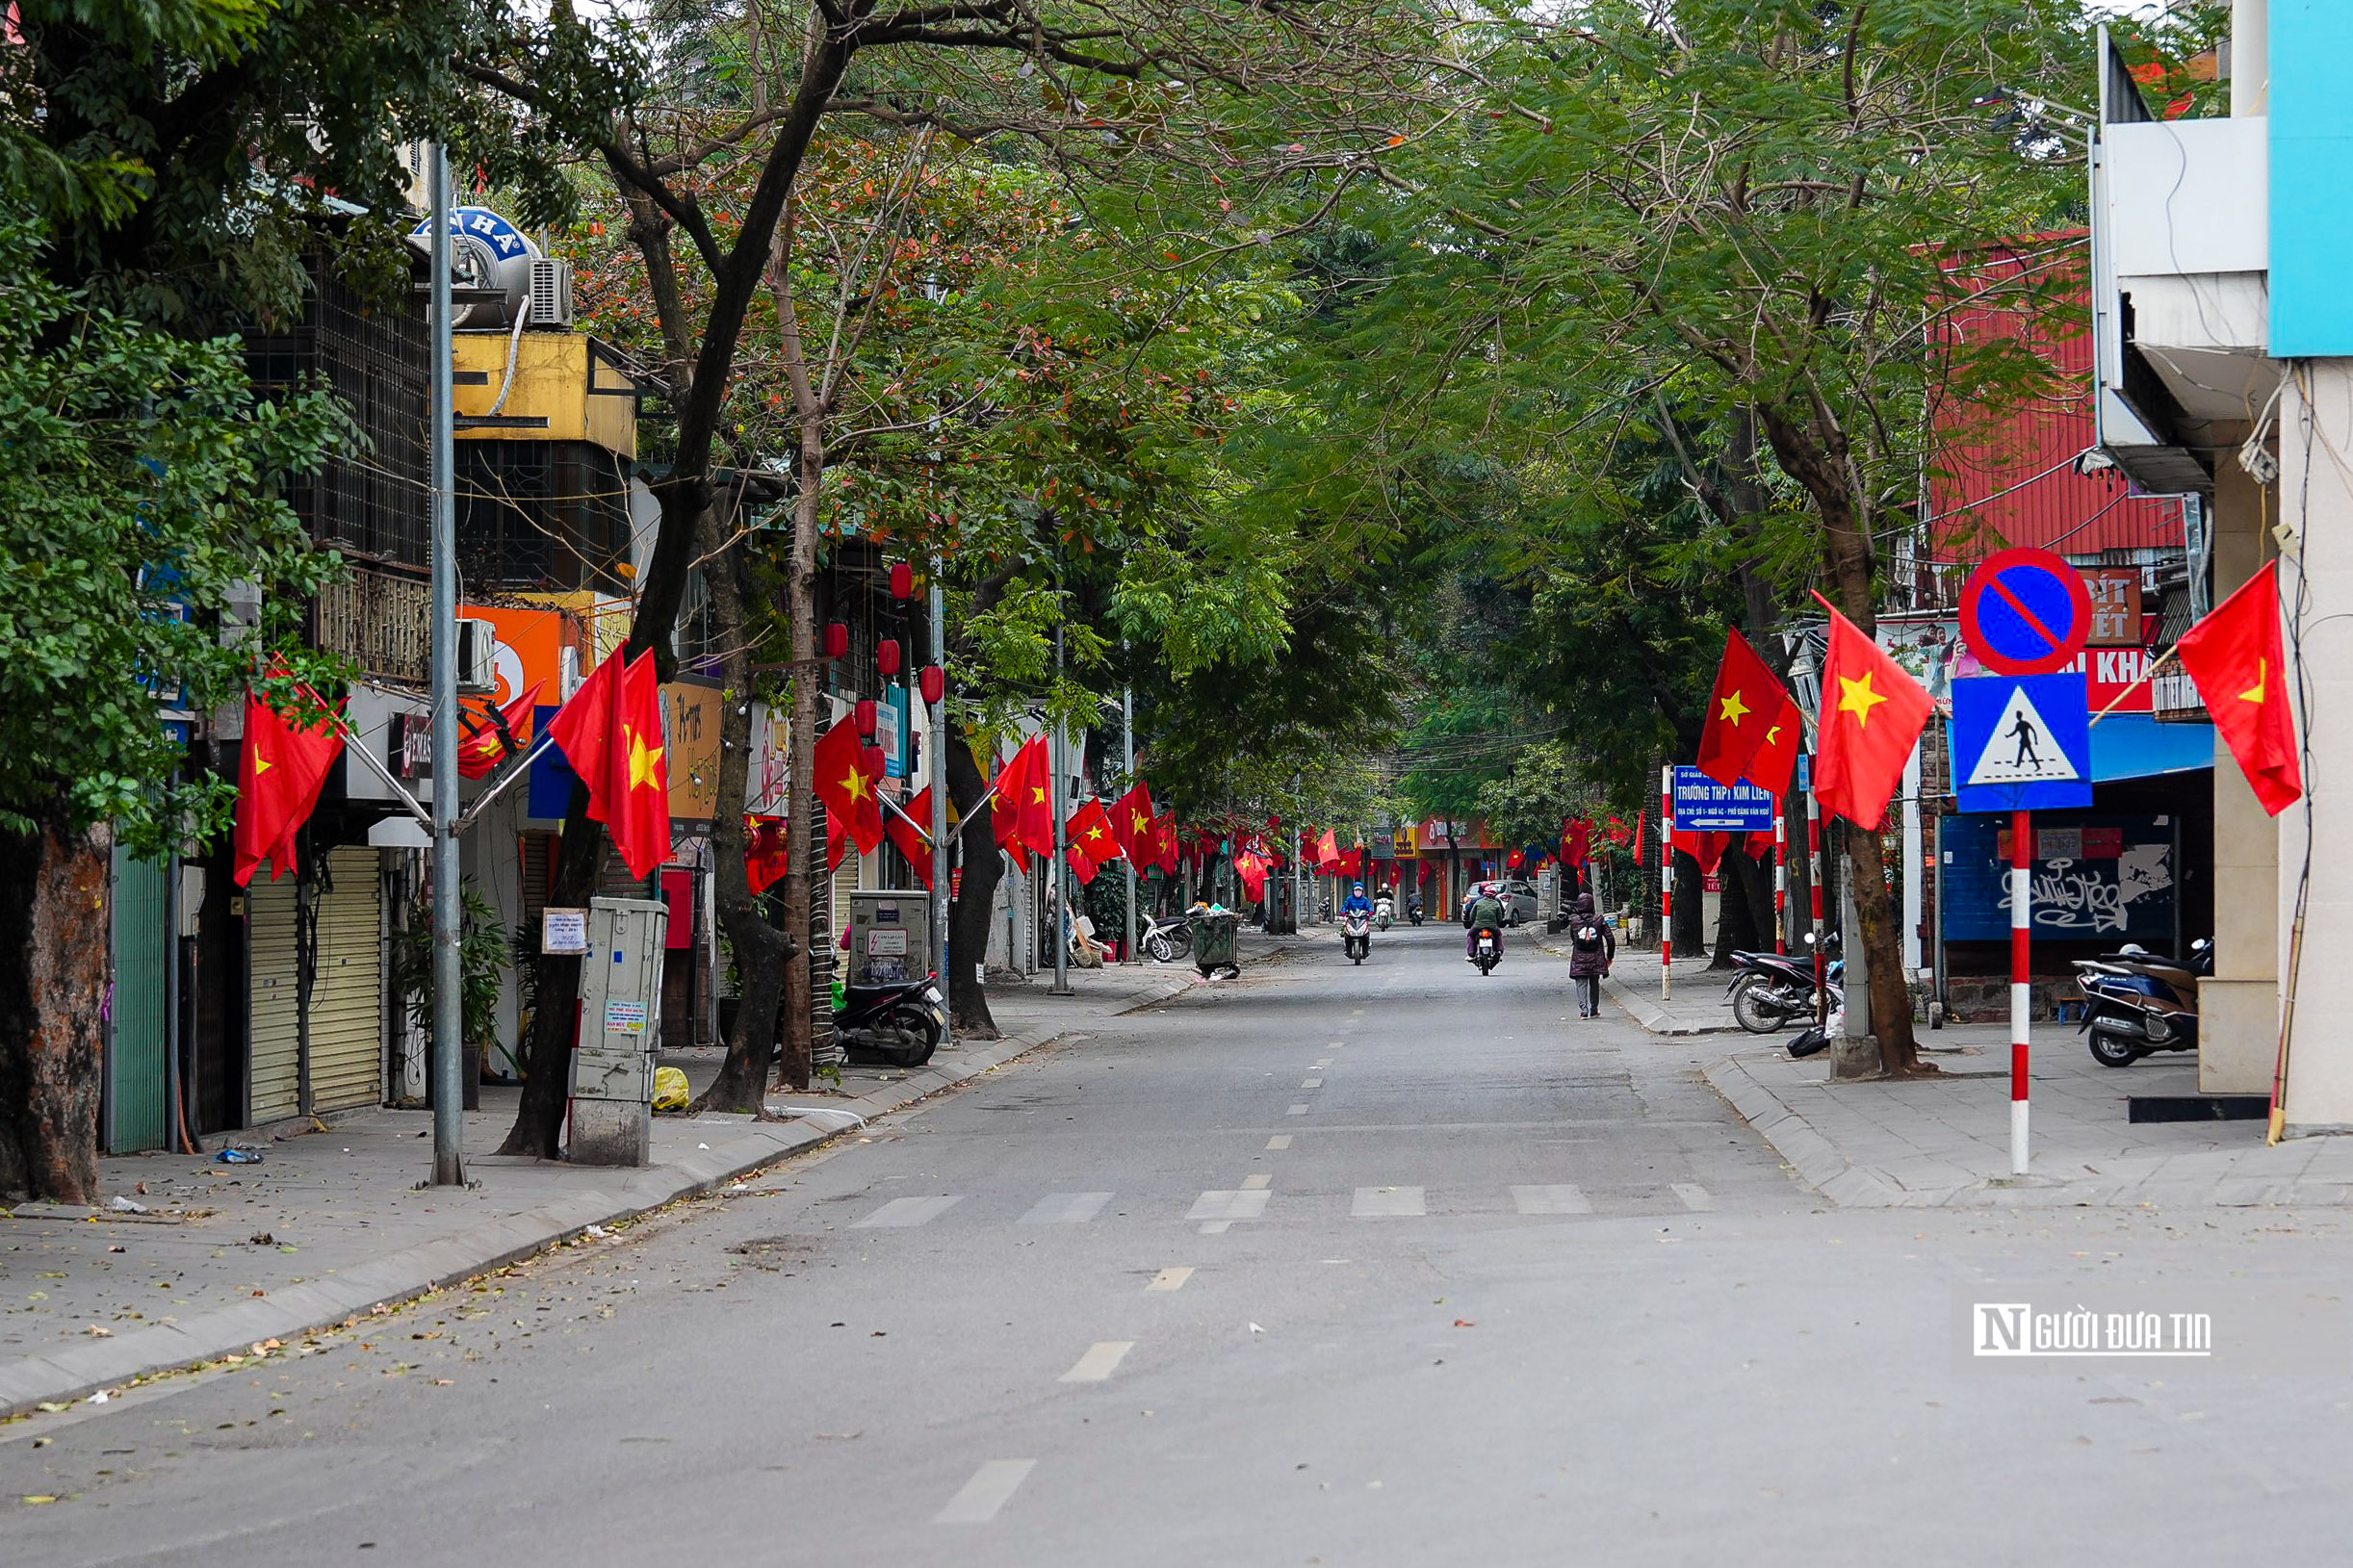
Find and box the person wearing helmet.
[1339,882,1374,921]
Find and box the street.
[8,927,2352,1566]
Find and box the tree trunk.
[501,794,600,1156]
[945,736,1001,1037]
[1670,846,1706,963]
[694,505,796,1115]
[0,811,110,1203]
[1709,842,1769,968]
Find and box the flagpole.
[1123,676,1138,963]
[929,556,950,1035]
[1660,764,1673,1002]
[1049,619,1073,997]
[427,144,464,1188]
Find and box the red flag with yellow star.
[814,716,884,857]
[990,738,1034,871]
[549,654,619,815]
[1067,798,1121,863]
[606,652,671,880]
[1010,735,1056,861]
[1695,628,1790,788]
[745,815,790,895]
[1743,693,1805,798]
[887,786,935,889]
[1813,603,1932,831]
[2176,560,2302,816]
[233,675,346,887]
[1113,782,1156,863]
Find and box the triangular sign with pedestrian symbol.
[1965,683,2081,787]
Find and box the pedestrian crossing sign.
[1952,673,2093,812]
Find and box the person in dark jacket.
[1565,893,1615,1018]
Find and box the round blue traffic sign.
[1959,547,2092,676]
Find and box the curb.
[1598,973,1745,1037]
[1701,1053,1907,1206]
[0,983,1187,1423]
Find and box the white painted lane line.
[1352,1185,1426,1218]
[1512,1184,1592,1216]
[936,1459,1036,1523]
[1058,1341,1134,1383]
[1199,1220,1232,1235]
[1312,1060,1332,1069]
[1146,1267,1194,1292]
[1285,1103,1310,1117]
[1673,1183,1716,1212]
[1240,1173,1271,1191]
[1187,1190,1271,1222]
[1265,1135,1292,1150]
[850,1195,964,1228]
[1301,1078,1324,1089]
[1018,1192,1113,1225]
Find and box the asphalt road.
[9,923,2353,1565]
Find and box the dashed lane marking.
[1285,1103,1311,1117]
[1188,1190,1271,1222]
[1146,1267,1194,1292]
[1301,1077,1324,1089]
[1018,1192,1113,1225]
[1240,1173,1271,1191]
[850,1195,964,1228]
[1058,1342,1134,1383]
[936,1459,1037,1524]
[1673,1183,1716,1212]
[1512,1184,1592,1216]
[1265,1136,1292,1150]
[1351,1185,1426,1218]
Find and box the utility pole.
[929,556,950,1041]
[427,146,464,1186]
[1122,679,1137,964]
[1048,618,1073,997]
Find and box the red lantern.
[854,699,878,739]
[824,623,848,660]
[890,561,915,601]
[877,637,902,677]
[918,664,944,706]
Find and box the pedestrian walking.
[1566,893,1615,1018]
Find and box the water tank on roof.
[408,206,541,330]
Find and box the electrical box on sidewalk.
[568,896,669,1166]
[844,889,934,990]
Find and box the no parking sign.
[1960,548,2093,676]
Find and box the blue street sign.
[1672,766,1775,832]
[1951,673,2093,812]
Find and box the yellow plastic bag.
[652,1066,690,1113]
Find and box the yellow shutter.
[307,846,383,1114]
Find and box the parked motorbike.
[2075,939,2211,1067]
[1343,911,1372,964]
[1727,946,1834,1033]
[1374,895,1394,931]
[834,975,947,1067]
[1141,912,1195,964]
[1470,923,1502,976]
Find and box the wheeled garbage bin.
[1193,912,1241,979]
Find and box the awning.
[2089,715,2214,782]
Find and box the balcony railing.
[316,566,430,684]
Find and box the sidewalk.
[1524,939,1746,1035]
[1706,1025,2353,1208]
[0,960,1196,1420]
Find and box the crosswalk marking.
[1352,1185,1426,1218]
[1285,1103,1310,1117]
[936,1459,1036,1524]
[1240,1173,1272,1191]
[1672,1183,1715,1212]
[1188,1190,1271,1222]
[850,1195,963,1228]
[1057,1341,1134,1383]
[1265,1135,1292,1150]
[1018,1192,1112,1225]
[1512,1184,1592,1216]
[1301,1077,1323,1089]
[1146,1267,1194,1292]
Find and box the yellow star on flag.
[253,752,273,774]
[1031,785,1047,804]
[1764,722,1783,747]
[2239,657,2267,704]
[1087,824,1105,841]
[840,762,871,803]
[626,728,665,789]
[1837,672,1888,727]
[1718,690,1751,725]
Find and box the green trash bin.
[1194,912,1241,979]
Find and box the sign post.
[1772,805,1788,955]
[1660,765,1673,1001]
[1956,546,2097,1179]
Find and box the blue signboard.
[1672,766,1775,832]
[882,686,909,779]
[1941,814,2176,944]
[1952,673,2092,813]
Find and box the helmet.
[1353,883,1364,893]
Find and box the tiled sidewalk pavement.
[1707,1024,2353,1208]
[0,957,1205,1419]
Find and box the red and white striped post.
[1660,764,1674,1001]
[2010,810,2032,1174]
[1772,804,1788,955]
[1806,784,1825,1022]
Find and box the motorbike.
[834,975,947,1067]
[1406,897,1424,927]
[2075,939,2211,1067]
[1727,933,1842,1034]
[1374,895,1394,931]
[1141,912,1195,964]
[1343,911,1372,964]
[1470,923,1502,976]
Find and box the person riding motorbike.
[1566,893,1615,1017]
[1341,883,1374,922]
[1465,886,1506,964]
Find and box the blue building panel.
[2271,2,2353,357]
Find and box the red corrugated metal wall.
[1929,237,2185,567]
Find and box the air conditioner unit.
[454,618,499,695]
[527,256,574,328]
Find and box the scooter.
[1406,897,1424,927]
[2075,939,2211,1067]
[1374,895,1394,931]
[1141,912,1194,964]
[834,974,947,1067]
[1470,923,1502,976]
[1727,933,1843,1033]
[1343,911,1372,964]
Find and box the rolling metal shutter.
[247,875,300,1123]
[306,846,383,1114]
[106,847,169,1153]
